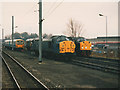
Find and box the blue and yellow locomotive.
[28,35,76,56]
[68,37,92,57]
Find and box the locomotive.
[68,37,92,57]
[4,39,24,50]
[3,35,91,57]
[27,35,76,56]
[25,38,34,50]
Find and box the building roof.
[97,36,120,39]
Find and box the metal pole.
[99,14,108,57]
[12,16,14,50]
[39,0,42,62]
[106,16,107,45]
[106,16,108,57]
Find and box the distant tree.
[29,33,38,38]
[21,32,29,40]
[5,35,11,40]
[64,18,84,37]
[43,33,48,38]
[14,32,21,39]
[5,32,39,40]
[43,33,52,39]
[48,34,52,38]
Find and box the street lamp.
[99,14,104,16]
[99,13,108,46]
[99,13,108,57]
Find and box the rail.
[2,51,49,89]
[72,56,119,74]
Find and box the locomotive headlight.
[81,47,84,49]
[60,42,65,50]
[85,47,87,49]
[62,44,64,47]
[90,47,92,49]
[72,44,74,48]
[73,45,74,47]
[61,43,65,47]
[71,42,75,48]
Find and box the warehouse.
[87,36,120,47]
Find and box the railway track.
[1,51,49,89]
[2,55,19,88]
[1,49,119,84]
[72,56,120,74]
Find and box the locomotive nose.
[80,41,92,50]
[59,41,75,53]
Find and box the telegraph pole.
[39,0,42,62]
[12,16,14,50]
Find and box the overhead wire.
[15,1,64,30]
[43,0,58,16]
[23,3,38,17]
[43,0,64,19]
[18,3,38,33]
[20,1,64,20]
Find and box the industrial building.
[87,36,120,47]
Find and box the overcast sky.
[0,0,119,39]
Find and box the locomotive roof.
[43,38,52,41]
[26,38,34,41]
[30,38,52,41]
[5,39,24,42]
[51,35,66,39]
[28,35,67,42]
[68,37,85,39]
[51,35,66,37]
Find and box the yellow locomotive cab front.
[16,40,24,49]
[80,41,92,50]
[59,41,75,53]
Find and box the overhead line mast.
[12,16,14,50]
[39,0,42,62]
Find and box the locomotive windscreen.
[76,37,86,42]
[57,36,69,42]
[16,40,24,45]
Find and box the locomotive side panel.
[42,40,53,53]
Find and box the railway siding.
[2,49,119,88]
[73,57,119,74]
[2,52,48,89]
